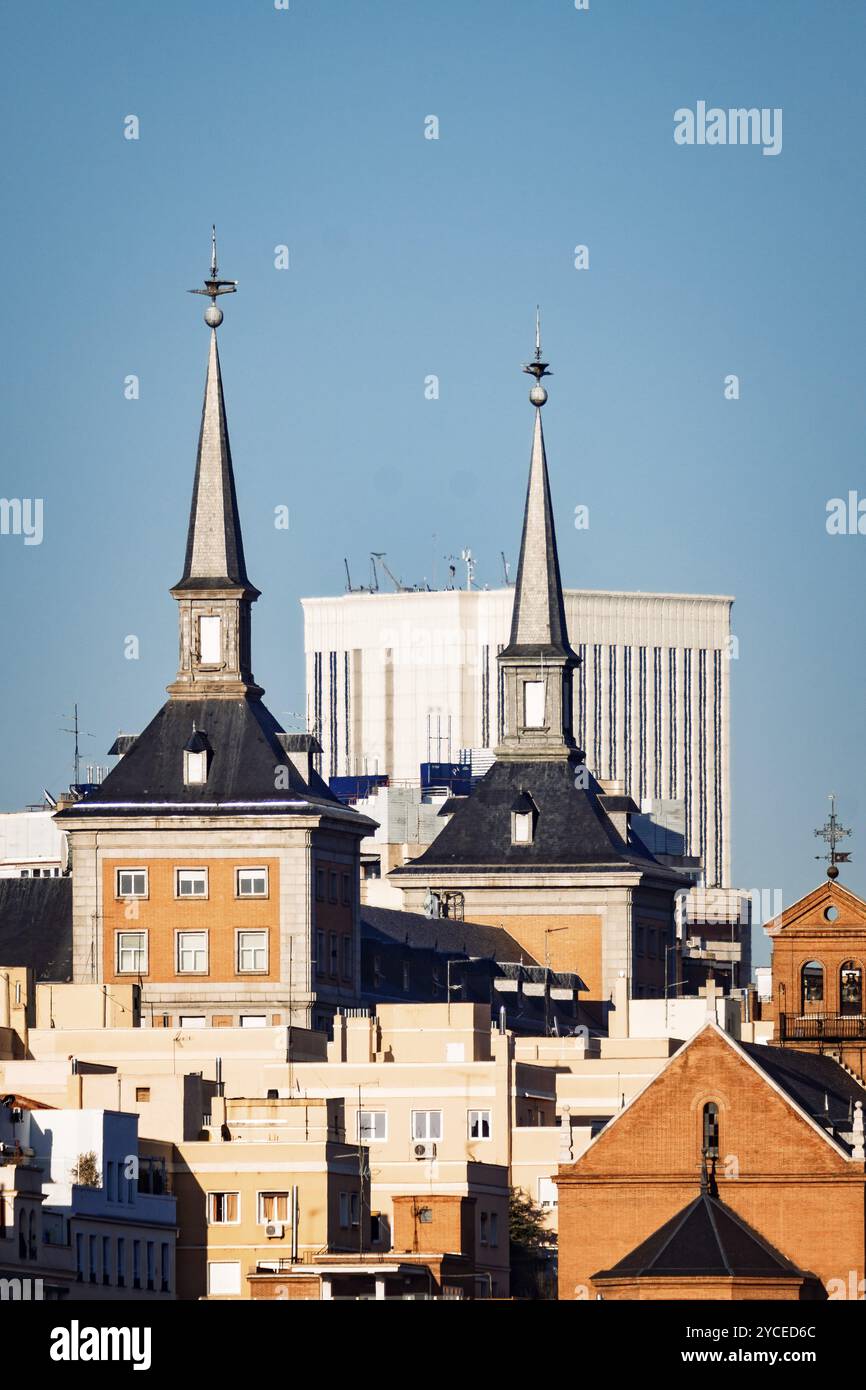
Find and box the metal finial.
[522,306,551,405]
[814,793,852,879]
[189,226,238,327]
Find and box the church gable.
[563,1025,856,1182]
[766,879,866,938]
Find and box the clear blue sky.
[2,1,864,961]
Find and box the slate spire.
[167,232,263,700]
[495,313,580,761]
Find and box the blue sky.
[1,1,864,959]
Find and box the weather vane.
[522,306,551,405]
[188,226,237,327]
[814,793,852,879]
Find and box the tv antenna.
[60,703,95,786]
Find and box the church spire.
[167,232,263,701]
[495,313,580,762]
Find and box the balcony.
[779,1012,866,1043]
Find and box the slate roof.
[395,760,684,875]
[742,1041,866,1152]
[361,904,539,965]
[0,878,72,981]
[593,1190,805,1281]
[55,698,373,823]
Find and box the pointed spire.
[167,233,262,701]
[502,313,575,660]
[174,328,257,593]
[495,315,580,761]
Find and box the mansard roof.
[55,698,373,825]
[393,760,684,877]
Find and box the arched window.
[702,1102,719,1159]
[840,962,863,1016]
[801,960,824,1008]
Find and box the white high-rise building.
[302,586,733,887]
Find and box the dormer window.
[198,615,222,665]
[184,727,210,786]
[511,791,537,845]
[522,680,546,729]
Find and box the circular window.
[825,905,839,922]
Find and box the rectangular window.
[135,1087,151,1103]
[350,1192,360,1227]
[199,615,221,664]
[117,1236,126,1287]
[75,1233,84,1282]
[176,867,208,897]
[538,1176,558,1208]
[116,868,147,898]
[329,932,338,977]
[237,929,268,973]
[207,1261,240,1296]
[179,1014,206,1029]
[240,1015,267,1028]
[89,1233,97,1284]
[480,1212,489,1246]
[339,1191,349,1228]
[177,930,208,974]
[341,873,351,905]
[411,1110,442,1141]
[237,866,268,898]
[258,1192,290,1224]
[185,749,207,784]
[468,1109,491,1141]
[329,871,338,903]
[146,1241,155,1291]
[161,1242,170,1293]
[341,936,353,979]
[102,1234,111,1285]
[132,1240,141,1290]
[523,680,546,728]
[208,1192,239,1225]
[316,929,325,977]
[117,931,147,974]
[489,1212,499,1248]
[316,868,325,901]
[358,1110,387,1142]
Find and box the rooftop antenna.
[460,548,475,590]
[60,703,95,786]
[814,793,852,879]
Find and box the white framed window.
[116,930,147,974]
[468,1109,491,1141]
[358,1110,387,1143]
[237,929,268,973]
[512,811,533,844]
[207,1260,241,1295]
[176,867,208,898]
[240,1015,267,1028]
[179,1015,206,1029]
[116,868,148,899]
[411,1110,442,1142]
[198,615,222,664]
[257,1192,290,1224]
[523,680,546,728]
[207,1192,239,1225]
[177,930,208,974]
[236,866,268,898]
[184,749,208,785]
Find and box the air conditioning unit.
[413,1141,436,1160]
[265,1221,284,1239]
